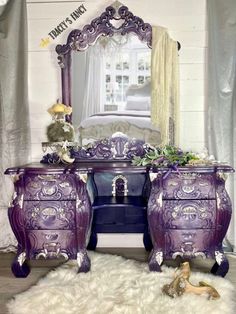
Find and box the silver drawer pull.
[182,186,195,193]
[44,233,58,241]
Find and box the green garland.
[132,145,200,167]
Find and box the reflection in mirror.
[72,33,151,132]
[56,3,161,146]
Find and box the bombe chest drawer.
[147,165,234,277]
[5,165,92,278]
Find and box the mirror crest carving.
[56,5,152,67]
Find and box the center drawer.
[161,200,216,229]
[23,200,76,230]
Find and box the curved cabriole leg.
[87,231,98,251]
[211,250,229,277]
[11,251,30,278]
[148,249,163,272]
[77,249,91,273]
[143,229,153,251]
[8,203,31,277]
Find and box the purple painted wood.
[5,162,234,277]
[6,167,92,277]
[71,133,146,161]
[147,166,234,277]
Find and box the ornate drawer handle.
[44,233,59,241]
[182,186,195,194]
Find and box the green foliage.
[132,145,199,167]
[47,121,74,142]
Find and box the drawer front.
[162,173,215,200]
[24,201,76,230]
[27,230,77,259]
[164,229,215,258]
[24,174,77,200]
[162,200,216,229]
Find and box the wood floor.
[0,249,236,314]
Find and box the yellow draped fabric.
[151,26,179,146]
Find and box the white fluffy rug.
[8,252,236,314]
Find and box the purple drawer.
[164,229,215,258]
[161,200,216,229]
[162,173,215,199]
[24,201,76,230]
[24,174,77,200]
[27,229,77,259]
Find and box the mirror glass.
[71,33,154,143]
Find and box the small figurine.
[46,100,74,142]
[162,262,220,300]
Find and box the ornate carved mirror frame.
[55,4,153,123]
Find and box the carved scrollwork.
[56,5,152,68]
[24,175,76,201]
[36,242,69,260]
[72,134,146,161]
[26,201,75,230]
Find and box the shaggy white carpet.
[8,252,236,314]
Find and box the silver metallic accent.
[38,175,57,181]
[216,192,221,209]
[77,251,85,268]
[41,207,57,219]
[18,194,24,208]
[149,172,158,182]
[36,252,47,259]
[42,186,57,196]
[10,174,20,183]
[179,172,201,180]
[216,171,228,181]
[215,250,224,265]
[31,206,40,218]
[79,173,87,183]
[44,233,58,241]
[76,198,82,210]
[36,242,68,260]
[112,175,128,196]
[9,191,18,207]
[17,252,26,266]
[59,182,70,188]
[172,249,206,259]
[182,185,195,194]
[155,251,163,265]
[157,192,163,207]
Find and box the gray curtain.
[0,0,31,250]
[207,0,236,251]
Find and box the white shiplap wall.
[27,0,207,247]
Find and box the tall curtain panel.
[207,0,236,251]
[0,0,31,250]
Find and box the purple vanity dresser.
[5,136,234,278]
